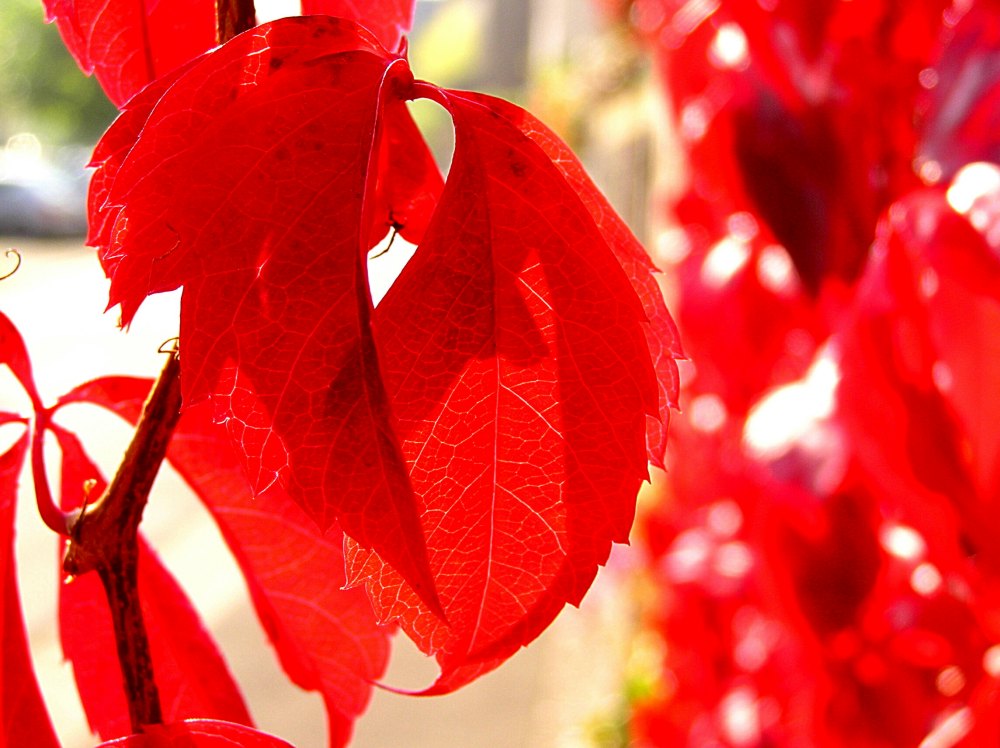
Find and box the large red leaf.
[50,423,251,742]
[60,377,391,747]
[0,436,60,748]
[42,0,216,107]
[90,17,442,613]
[97,719,293,747]
[301,0,415,52]
[346,88,664,692]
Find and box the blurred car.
[0,177,88,237]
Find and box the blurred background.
[1,1,667,746]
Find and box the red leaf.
[90,17,442,613]
[42,0,216,107]
[0,311,43,411]
[301,0,415,52]
[0,436,60,748]
[451,93,682,464]
[50,423,251,742]
[96,719,293,747]
[348,88,666,692]
[62,377,390,747]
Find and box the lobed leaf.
[348,89,664,691]
[91,16,442,613]
[42,0,216,107]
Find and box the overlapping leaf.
[89,12,677,694]
[301,0,415,52]
[347,88,664,691]
[61,377,392,747]
[91,17,442,613]
[42,0,216,106]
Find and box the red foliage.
[614,0,1000,745]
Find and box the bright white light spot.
[757,244,795,294]
[367,235,417,306]
[656,227,693,264]
[715,541,753,579]
[680,99,710,141]
[701,236,750,287]
[947,162,1000,215]
[743,351,840,458]
[720,687,760,746]
[880,523,926,561]
[665,528,712,582]
[919,159,943,185]
[255,0,297,23]
[0,133,46,182]
[936,666,966,697]
[920,267,939,298]
[690,393,727,433]
[710,22,749,69]
[919,707,973,748]
[932,361,954,393]
[983,644,1000,677]
[727,211,759,241]
[708,499,742,538]
[911,562,943,596]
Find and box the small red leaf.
[349,88,668,691]
[96,719,294,747]
[65,377,391,747]
[301,0,415,52]
[51,423,252,741]
[0,312,43,411]
[90,16,441,614]
[42,0,216,107]
[0,436,60,748]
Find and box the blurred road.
[1,239,631,748]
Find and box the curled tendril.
[0,249,21,281]
[158,337,180,355]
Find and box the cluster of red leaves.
[0,0,681,746]
[608,0,1000,745]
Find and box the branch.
[216,0,257,44]
[63,351,182,731]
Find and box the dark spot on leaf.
[269,57,284,71]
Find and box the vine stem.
[56,0,254,732]
[62,351,182,731]
[216,0,257,43]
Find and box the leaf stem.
[30,411,72,536]
[63,351,182,732]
